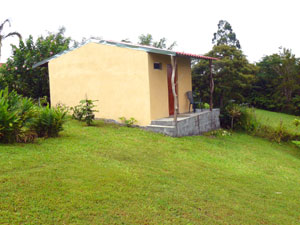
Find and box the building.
[34,40,219,135]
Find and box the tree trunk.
[209,60,214,111]
[171,55,178,136]
[220,92,224,109]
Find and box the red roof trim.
[176,52,219,60]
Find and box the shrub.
[119,117,137,127]
[32,105,67,137]
[221,102,299,143]
[203,103,210,109]
[0,88,37,143]
[226,104,242,129]
[0,88,67,142]
[236,107,259,133]
[71,99,98,126]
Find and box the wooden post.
[209,59,214,111]
[171,55,178,135]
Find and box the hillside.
[0,116,300,224]
[255,109,300,135]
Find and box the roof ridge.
[33,39,218,68]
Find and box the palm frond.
[0,19,11,33]
[5,32,22,40]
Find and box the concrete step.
[151,120,174,126]
[146,124,176,136]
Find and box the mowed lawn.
[1,119,300,224]
[255,108,300,135]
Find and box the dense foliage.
[251,48,300,115]
[0,88,67,143]
[193,20,300,116]
[192,45,257,108]
[0,27,71,100]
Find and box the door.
[167,64,178,116]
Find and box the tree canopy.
[192,45,257,108]
[212,20,241,49]
[251,48,300,114]
[138,33,176,50]
[0,27,71,100]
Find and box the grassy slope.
[1,119,300,224]
[255,109,300,135]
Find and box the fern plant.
[33,105,67,137]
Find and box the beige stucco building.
[34,40,216,126]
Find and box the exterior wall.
[147,53,170,121]
[48,42,151,126]
[148,54,192,121]
[177,57,192,114]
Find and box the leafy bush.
[0,88,67,143]
[221,102,299,143]
[236,107,259,133]
[32,105,67,137]
[0,88,37,143]
[119,117,137,127]
[71,99,98,126]
[203,103,210,109]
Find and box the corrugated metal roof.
[33,39,218,68]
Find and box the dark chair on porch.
[186,91,202,113]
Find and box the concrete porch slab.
[146,109,220,137]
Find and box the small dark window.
[154,62,162,70]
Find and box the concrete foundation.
[146,109,220,137]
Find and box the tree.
[138,34,153,46]
[212,20,241,49]
[138,33,176,50]
[0,27,71,100]
[192,45,257,108]
[73,36,102,48]
[0,19,22,60]
[251,48,300,114]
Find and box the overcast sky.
[1,0,299,63]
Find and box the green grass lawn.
[255,108,300,135]
[1,118,300,224]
